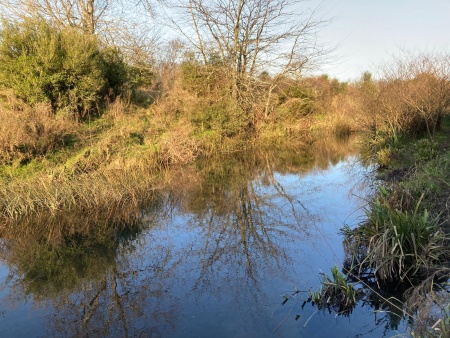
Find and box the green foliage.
[415,138,440,162]
[284,86,315,101]
[0,19,128,119]
[399,153,450,212]
[176,55,248,137]
[361,130,400,167]
[191,100,247,137]
[329,78,347,94]
[361,71,373,83]
[100,47,129,97]
[180,55,228,97]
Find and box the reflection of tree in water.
[0,135,365,336]
[188,135,362,278]
[159,148,326,303]
[0,196,185,337]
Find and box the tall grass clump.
[0,165,158,226]
[343,187,450,285]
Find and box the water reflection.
[0,135,402,337]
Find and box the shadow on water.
[0,134,409,337]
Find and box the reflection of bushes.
[1,216,144,297]
[19,238,116,296]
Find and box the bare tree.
[0,0,114,34]
[377,52,450,138]
[166,0,329,118]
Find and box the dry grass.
[158,121,200,166]
[0,165,161,241]
[0,90,77,165]
[0,94,161,226]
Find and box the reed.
[343,187,450,285]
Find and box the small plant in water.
[275,266,360,333]
[309,265,359,316]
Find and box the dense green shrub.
[101,47,130,97]
[191,99,246,137]
[0,19,128,119]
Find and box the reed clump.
[0,170,151,225]
[343,187,450,285]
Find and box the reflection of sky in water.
[0,153,409,337]
[0,265,47,338]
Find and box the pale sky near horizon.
[310,0,450,81]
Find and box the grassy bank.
[0,69,356,227]
[342,116,450,336]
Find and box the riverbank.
[0,83,355,229]
[372,116,450,230]
[344,116,450,336]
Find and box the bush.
[357,53,450,139]
[180,55,230,97]
[0,18,128,119]
[279,85,316,116]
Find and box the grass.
[343,190,450,284]
[2,85,347,227]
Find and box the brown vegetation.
[0,90,77,165]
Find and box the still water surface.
[0,138,410,337]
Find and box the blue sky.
[311,0,450,81]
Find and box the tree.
[378,52,450,138]
[0,0,158,88]
[0,0,113,34]
[167,0,328,120]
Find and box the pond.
[0,136,411,337]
